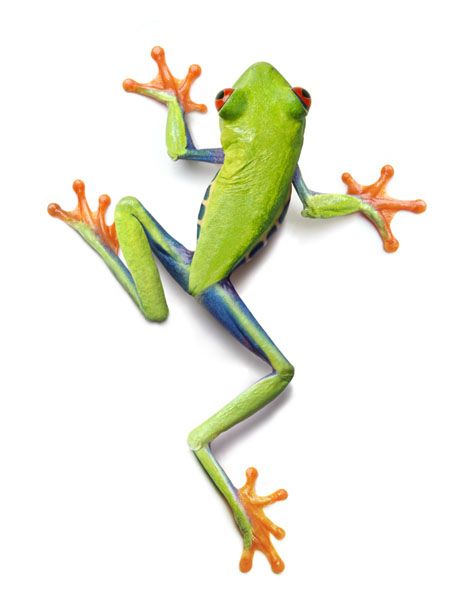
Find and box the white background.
[1,1,471,598]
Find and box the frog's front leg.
[123,46,224,164]
[293,165,426,251]
[48,181,192,320]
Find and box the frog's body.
[48,47,426,574]
[191,62,304,294]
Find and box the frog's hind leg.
[188,279,294,573]
[50,183,292,572]
[48,182,192,321]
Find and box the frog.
[48,46,426,573]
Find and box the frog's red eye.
[292,87,311,110]
[215,88,234,111]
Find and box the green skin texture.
[57,62,390,562]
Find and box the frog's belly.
[189,175,291,296]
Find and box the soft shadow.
[285,202,353,241]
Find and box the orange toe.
[122,46,207,114]
[48,180,119,254]
[342,165,426,252]
[238,467,288,574]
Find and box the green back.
[189,63,307,295]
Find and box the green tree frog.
[48,46,426,573]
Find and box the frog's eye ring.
[292,87,311,110]
[215,88,234,111]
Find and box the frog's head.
[215,62,311,124]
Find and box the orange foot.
[123,46,207,114]
[48,180,119,254]
[342,165,426,252]
[238,467,288,574]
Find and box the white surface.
[1,1,471,598]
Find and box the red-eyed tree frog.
[48,47,426,573]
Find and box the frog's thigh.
[115,196,193,296]
[199,279,293,373]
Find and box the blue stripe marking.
[278,200,290,224]
[198,280,269,364]
[249,241,264,258]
